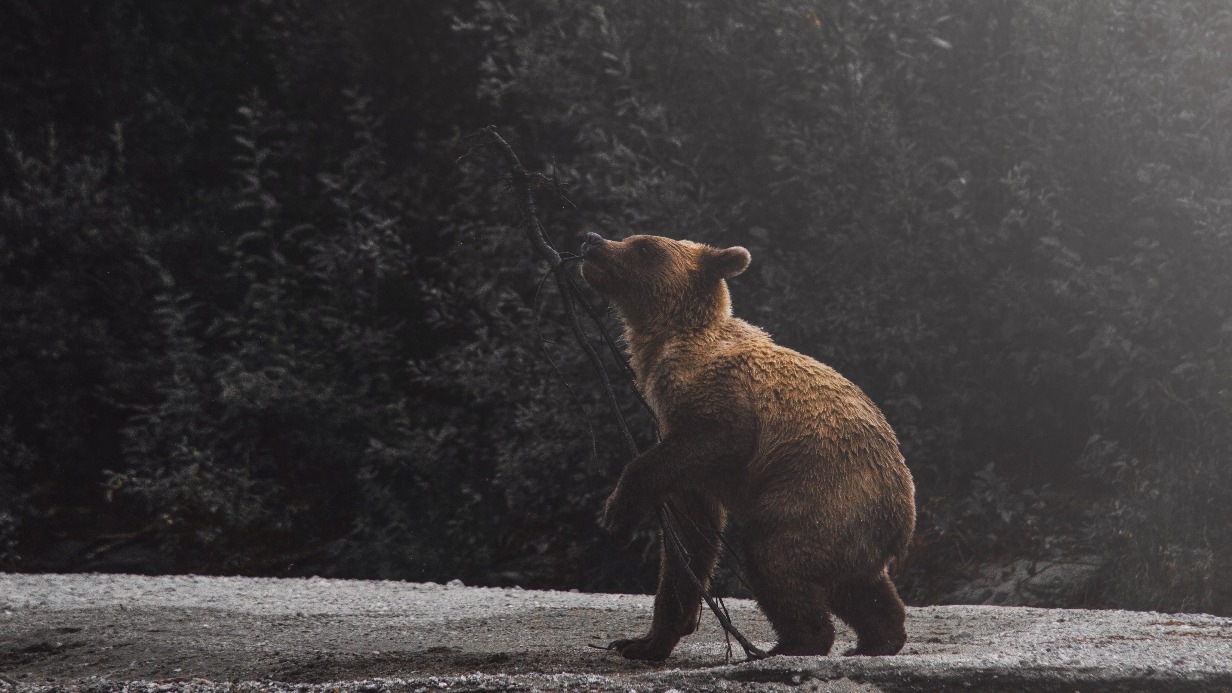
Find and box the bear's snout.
[579,233,616,295]
[582,232,607,255]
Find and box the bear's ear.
[707,246,751,279]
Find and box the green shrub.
[3,0,1230,613]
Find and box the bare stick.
[469,125,764,661]
[477,126,638,452]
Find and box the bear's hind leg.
[610,491,724,661]
[744,554,835,656]
[831,571,907,656]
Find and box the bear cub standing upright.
[581,232,915,660]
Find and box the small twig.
[549,159,578,210]
[531,264,599,470]
[86,523,160,560]
[673,504,755,595]
[718,596,737,663]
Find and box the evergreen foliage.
[1,0,1229,613]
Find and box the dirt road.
[2,573,1231,691]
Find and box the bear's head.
[580,233,751,331]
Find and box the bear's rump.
[741,450,912,577]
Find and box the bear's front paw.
[602,490,643,546]
[609,636,674,662]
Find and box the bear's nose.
[582,232,606,255]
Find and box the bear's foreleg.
[610,489,725,661]
[602,427,746,545]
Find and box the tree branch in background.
[464,125,765,661]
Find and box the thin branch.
[478,126,638,452]
[468,125,763,662]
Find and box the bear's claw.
[609,636,674,662]
[601,491,641,545]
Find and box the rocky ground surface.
[2,572,1232,692]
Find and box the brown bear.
[580,231,915,661]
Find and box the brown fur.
[582,234,915,660]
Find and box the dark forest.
[1,0,1230,615]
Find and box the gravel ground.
[2,573,1231,692]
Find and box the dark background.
[1,0,1230,615]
